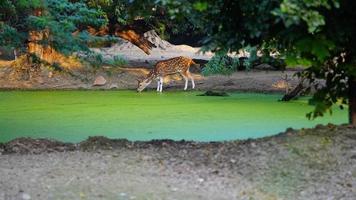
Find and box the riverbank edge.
[1,123,354,155]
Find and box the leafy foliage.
[158,0,281,52]
[202,53,239,76]
[160,0,355,121]
[106,55,127,67]
[272,0,355,119]
[82,52,104,68]
[84,0,200,41]
[82,53,127,68]
[0,0,108,55]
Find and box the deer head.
[137,77,152,92]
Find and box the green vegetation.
[202,53,239,76]
[107,55,127,67]
[0,0,107,55]
[159,0,356,125]
[0,91,347,142]
[84,52,104,68]
[84,53,127,68]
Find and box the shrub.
[81,53,127,68]
[239,46,286,70]
[84,52,104,68]
[260,55,286,70]
[106,55,127,67]
[202,53,239,76]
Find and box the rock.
[93,76,107,86]
[48,71,53,78]
[119,192,127,196]
[109,83,118,89]
[21,193,31,200]
[254,63,276,70]
[197,91,229,97]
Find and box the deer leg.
[184,76,188,90]
[180,72,188,90]
[187,71,195,89]
[156,79,160,92]
[159,77,164,92]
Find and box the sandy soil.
[1,124,355,200]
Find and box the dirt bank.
[1,124,355,200]
[0,61,301,93]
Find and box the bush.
[106,55,127,67]
[239,46,286,70]
[81,53,127,68]
[240,46,259,70]
[260,55,286,70]
[83,52,104,68]
[202,53,239,76]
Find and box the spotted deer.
[137,56,198,92]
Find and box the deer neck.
[146,70,158,81]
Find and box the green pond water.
[0,90,348,143]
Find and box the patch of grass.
[81,53,127,69]
[106,55,127,67]
[84,53,104,68]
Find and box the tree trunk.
[281,82,304,101]
[28,29,49,60]
[27,8,60,64]
[281,78,305,101]
[87,24,156,55]
[13,49,17,60]
[114,29,155,55]
[349,77,356,126]
[28,30,62,63]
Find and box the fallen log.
[281,79,305,101]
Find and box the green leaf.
[193,1,208,12]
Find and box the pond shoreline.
[1,124,355,199]
[0,123,351,155]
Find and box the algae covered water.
[0,91,348,142]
